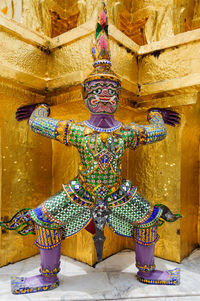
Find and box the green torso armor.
[63,121,138,208]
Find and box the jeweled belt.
[63,177,137,210]
[77,173,122,195]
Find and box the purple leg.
[135,242,180,285]
[11,244,61,294]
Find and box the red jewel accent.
[100,10,107,29]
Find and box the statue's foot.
[137,268,180,285]
[11,275,59,294]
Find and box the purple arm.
[16,103,50,121]
[148,108,181,127]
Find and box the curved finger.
[16,109,31,115]
[167,112,180,119]
[167,117,181,124]
[16,114,30,119]
[164,114,181,122]
[16,117,28,121]
[164,117,178,124]
[16,111,31,117]
[16,109,33,115]
[16,117,27,121]
[16,114,30,120]
[168,115,181,121]
[16,113,30,121]
[165,120,176,126]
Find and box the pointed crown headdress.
[84,2,121,85]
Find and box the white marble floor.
[0,249,200,301]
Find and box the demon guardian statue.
[0,2,181,295]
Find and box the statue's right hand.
[16,103,49,121]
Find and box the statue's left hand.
[16,103,49,121]
[148,108,180,127]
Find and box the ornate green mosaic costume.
[21,104,166,245]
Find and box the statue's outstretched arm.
[16,103,73,145]
[125,108,180,150]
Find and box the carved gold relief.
[49,6,80,38]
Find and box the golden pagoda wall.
[0,83,52,267]
[1,0,200,41]
[180,102,200,259]
[47,29,138,93]
[0,0,51,36]
[128,120,181,262]
[136,34,200,261]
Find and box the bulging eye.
[108,89,115,96]
[93,88,102,95]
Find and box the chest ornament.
[99,132,110,143]
[95,149,114,171]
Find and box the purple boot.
[11,244,61,294]
[135,242,180,285]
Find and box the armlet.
[55,120,73,145]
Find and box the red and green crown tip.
[91,2,110,61]
[99,4,107,28]
[96,2,108,39]
[86,1,121,83]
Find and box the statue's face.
[83,79,121,114]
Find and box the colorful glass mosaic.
[0,209,35,235]
[136,262,156,272]
[40,266,60,277]
[34,224,62,249]
[133,224,160,246]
